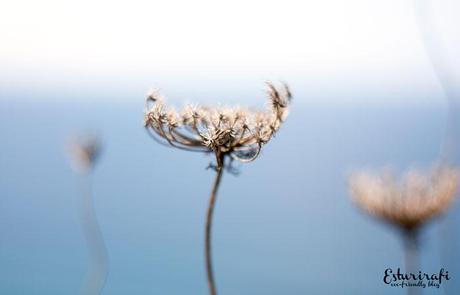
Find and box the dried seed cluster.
[349,166,458,231]
[144,83,292,164]
[68,134,101,172]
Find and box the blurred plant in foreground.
[67,134,109,295]
[144,83,292,295]
[349,165,458,295]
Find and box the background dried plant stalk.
[144,83,291,295]
[68,135,109,295]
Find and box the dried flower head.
[144,83,292,166]
[348,165,459,231]
[144,83,292,294]
[67,134,101,172]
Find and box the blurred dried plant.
[143,83,292,295]
[68,134,101,173]
[349,166,458,232]
[67,134,109,295]
[348,164,458,295]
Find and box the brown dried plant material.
[349,164,458,292]
[68,134,101,173]
[349,166,458,231]
[143,83,292,295]
[144,82,291,165]
[66,134,109,294]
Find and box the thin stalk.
[205,154,225,295]
[79,173,109,295]
[415,3,460,295]
[403,230,420,295]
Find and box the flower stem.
[79,173,109,295]
[205,155,225,295]
[403,230,420,295]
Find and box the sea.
[1,98,459,294]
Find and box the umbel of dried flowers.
[349,166,458,232]
[144,83,291,295]
[349,165,458,283]
[144,83,291,165]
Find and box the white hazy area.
[0,0,459,105]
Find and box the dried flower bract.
[349,165,459,231]
[144,83,292,165]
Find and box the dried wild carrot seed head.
[143,83,292,164]
[348,165,459,231]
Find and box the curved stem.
[79,173,109,295]
[205,154,225,295]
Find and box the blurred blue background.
[1,98,459,294]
